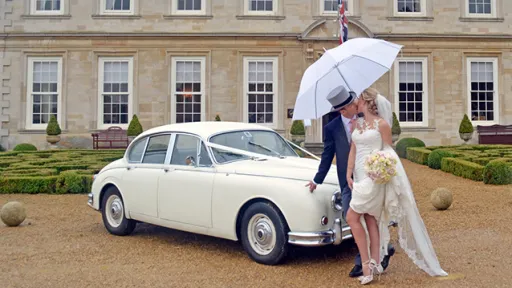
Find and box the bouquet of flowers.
[364,150,398,184]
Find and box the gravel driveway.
[1,160,511,288]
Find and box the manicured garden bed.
[0,149,125,194]
[405,144,512,185]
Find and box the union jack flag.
[338,0,348,44]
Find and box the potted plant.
[127,114,143,142]
[459,113,474,144]
[290,120,305,145]
[46,115,61,147]
[215,114,221,121]
[391,112,401,144]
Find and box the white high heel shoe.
[358,260,374,285]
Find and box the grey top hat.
[327,85,357,112]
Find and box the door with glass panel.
[122,133,172,219]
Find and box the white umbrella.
[292,38,403,121]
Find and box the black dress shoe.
[349,264,363,278]
[381,245,396,271]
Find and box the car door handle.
[127,166,133,170]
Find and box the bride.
[345,88,448,285]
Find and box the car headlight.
[331,190,343,211]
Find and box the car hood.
[217,156,339,185]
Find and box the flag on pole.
[338,0,348,45]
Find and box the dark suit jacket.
[313,116,350,188]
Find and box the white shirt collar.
[341,114,355,125]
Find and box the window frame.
[393,57,429,127]
[172,0,206,15]
[168,133,214,168]
[170,56,206,124]
[245,0,278,16]
[393,0,427,17]
[126,133,175,165]
[30,0,65,15]
[465,0,496,18]
[242,56,279,129]
[99,0,135,15]
[466,57,499,126]
[97,56,134,130]
[319,0,352,16]
[25,56,63,130]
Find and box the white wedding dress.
[348,95,448,277]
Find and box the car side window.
[142,134,171,164]
[170,134,199,166]
[128,138,147,163]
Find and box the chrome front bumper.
[287,218,353,246]
[87,193,94,207]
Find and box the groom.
[305,85,395,278]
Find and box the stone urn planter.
[46,115,61,148]
[46,135,61,145]
[392,133,400,144]
[290,120,306,147]
[458,114,474,145]
[459,132,473,144]
[291,135,305,146]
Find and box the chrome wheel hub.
[106,195,124,228]
[247,214,276,256]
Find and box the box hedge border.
[0,149,125,194]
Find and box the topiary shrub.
[427,149,455,170]
[290,120,305,136]
[406,147,431,165]
[483,161,512,185]
[13,143,37,152]
[215,114,221,121]
[459,114,474,134]
[46,115,61,136]
[396,137,426,159]
[392,112,401,135]
[127,114,143,137]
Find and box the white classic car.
[88,121,352,265]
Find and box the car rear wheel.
[101,187,136,236]
[240,202,288,265]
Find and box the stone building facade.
[0,0,511,150]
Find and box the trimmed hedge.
[13,143,37,151]
[407,147,431,165]
[0,149,124,194]
[396,138,426,159]
[483,161,512,185]
[427,149,455,170]
[441,157,484,182]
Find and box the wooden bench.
[476,124,512,144]
[91,126,130,149]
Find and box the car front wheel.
[240,202,288,265]
[101,187,136,236]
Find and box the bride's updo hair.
[360,88,379,116]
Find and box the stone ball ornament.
[1,201,27,227]
[430,188,453,210]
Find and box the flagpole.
[336,1,341,43]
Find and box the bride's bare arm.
[379,119,393,147]
[346,141,356,189]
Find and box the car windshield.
[209,130,298,163]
